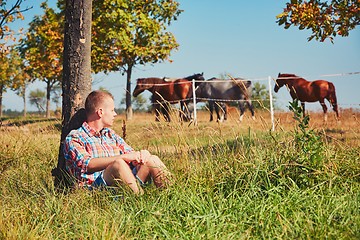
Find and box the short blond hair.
[85,90,114,116]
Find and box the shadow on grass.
[188,135,255,160]
[1,117,60,128]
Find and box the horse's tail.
[328,82,339,118]
[244,81,252,98]
[244,80,252,89]
[244,81,255,117]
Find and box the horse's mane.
[279,73,299,78]
[184,72,204,81]
[162,73,204,82]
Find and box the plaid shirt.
[63,121,133,187]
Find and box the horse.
[194,77,255,122]
[132,73,205,122]
[274,73,339,121]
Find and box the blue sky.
[4,0,360,112]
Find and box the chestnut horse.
[274,73,339,121]
[133,73,205,122]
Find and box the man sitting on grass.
[63,90,171,194]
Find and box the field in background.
[0,108,359,239]
[120,108,360,148]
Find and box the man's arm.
[87,151,143,173]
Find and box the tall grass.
[0,110,359,239]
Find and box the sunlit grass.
[0,109,359,239]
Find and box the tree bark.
[23,86,27,117]
[52,0,92,189]
[46,80,51,118]
[125,66,133,120]
[0,84,3,118]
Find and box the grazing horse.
[194,77,255,122]
[133,73,205,122]
[274,73,339,121]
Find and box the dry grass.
[1,108,358,151]
[0,108,359,239]
[113,108,360,152]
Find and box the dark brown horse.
[133,73,205,122]
[274,73,339,121]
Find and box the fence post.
[268,76,275,131]
[192,79,197,125]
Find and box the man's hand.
[139,150,151,164]
[116,150,153,166]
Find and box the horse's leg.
[179,101,185,122]
[222,103,227,121]
[163,103,171,122]
[180,101,191,122]
[186,102,194,121]
[214,102,223,122]
[238,101,245,122]
[214,102,219,121]
[216,102,226,122]
[160,106,166,121]
[332,101,339,120]
[157,102,169,122]
[301,102,306,117]
[182,101,190,122]
[326,83,340,120]
[319,99,328,122]
[247,99,255,120]
[327,95,339,120]
[209,101,214,122]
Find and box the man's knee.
[104,159,129,179]
[144,155,161,166]
[110,159,128,171]
[103,159,133,186]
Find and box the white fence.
[189,76,276,130]
[137,71,359,131]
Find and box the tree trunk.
[46,80,51,118]
[0,84,3,118]
[52,0,92,190]
[23,86,27,117]
[125,66,133,120]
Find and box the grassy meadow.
[0,107,359,239]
